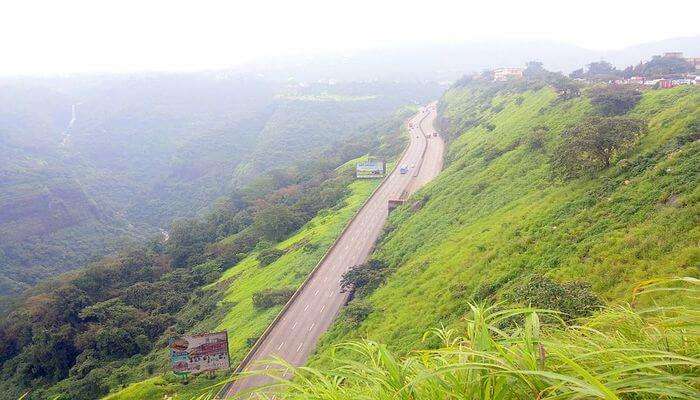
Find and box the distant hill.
[242,36,700,82]
[0,73,441,295]
[602,36,700,67]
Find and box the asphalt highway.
[225,104,444,398]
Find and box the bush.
[588,86,642,116]
[340,259,391,298]
[552,116,646,178]
[527,125,550,151]
[257,247,285,267]
[550,76,580,100]
[342,300,374,326]
[510,276,603,321]
[252,286,296,309]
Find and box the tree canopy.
[552,116,647,178]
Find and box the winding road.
[223,104,444,398]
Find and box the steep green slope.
[101,160,387,399]
[315,84,698,359]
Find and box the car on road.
[399,165,408,174]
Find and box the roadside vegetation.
[104,74,699,400]
[0,108,411,400]
[266,279,699,400]
[314,75,698,369]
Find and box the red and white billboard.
[170,331,230,374]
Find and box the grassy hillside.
[272,281,698,399]
[314,83,698,360]
[107,84,698,399]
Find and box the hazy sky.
[1,0,698,75]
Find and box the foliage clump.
[510,276,603,321]
[341,300,374,327]
[552,116,646,178]
[340,259,391,299]
[588,86,643,116]
[257,247,285,267]
[252,286,296,309]
[527,125,550,150]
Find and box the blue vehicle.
[399,165,409,174]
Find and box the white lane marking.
[320,304,326,312]
[314,289,319,296]
[308,322,315,332]
[296,343,303,352]
[304,304,309,311]
[277,341,284,350]
[324,276,328,282]
[329,291,334,297]
[291,321,298,330]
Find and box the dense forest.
[0,104,410,399]
[0,73,442,296]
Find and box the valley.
[0,36,697,400]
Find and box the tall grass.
[235,278,699,399]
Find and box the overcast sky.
[1,0,698,76]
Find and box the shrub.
[257,247,285,267]
[527,125,550,151]
[342,300,374,326]
[510,276,603,321]
[552,116,646,178]
[252,286,296,309]
[550,76,581,100]
[340,259,391,298]
[588,86,643,116]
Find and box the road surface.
[224,104,444,398]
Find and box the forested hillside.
[299,79,699,396]
[0,106,411,400]
[0,73,441,295]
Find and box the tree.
[511,276,603,321]
[588,86,642,116]
[523,61,546,78]
[550,76,581,100]
[252,205,302,242]
[587,61,617,76]
[570,61,623,82]
[340,259,391,298]
[257,247,285,267]
[633,56,694,78]
[552,116,646,178]
[166,219,215,267]
[252,287,296,309]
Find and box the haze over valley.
[0,1,698,399]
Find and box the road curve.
[224,104,444,398]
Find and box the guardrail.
[216,109,426,399]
